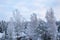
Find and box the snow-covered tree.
[0,21,8,40]
[0,21,7,33]
[30,13,38,40]
[35,19,48,40]
[31,13,38,33]
[7,17,15,40]
[46,8,57,40]
[13,9,25,40]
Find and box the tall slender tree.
[30,13,38,40]
[46,8,57,40]
[13,9,25,40]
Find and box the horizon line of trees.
[0,8,60,40]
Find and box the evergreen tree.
[35,19,48,40]
[46,8,57,40]
[13,9,25,40]
[30,13,38,40]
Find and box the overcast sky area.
[0,0,60,21]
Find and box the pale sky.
[0,0,60,21]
